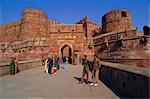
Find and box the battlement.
[76,16,88,24]
[0,21,21,27]
[22,8,47,17]
[48,20,64,25]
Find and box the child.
[52,66,57,75]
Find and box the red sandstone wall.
[87,22,100,39]
[1,8,148,66]
[20,8,48,40]
[49,20,64,25]
[0,21,21,42]
[0,8,98,62]
[48,24,83,33]
[102,10,133,33]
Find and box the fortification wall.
[0,21,21,42]
[102,10,133,33]
[49,20,64,25]
[20,8,48,40]
[48,24,84,33]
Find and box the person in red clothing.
[52,66,57,75]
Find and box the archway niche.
[59,42,75,64]
[61,45,72,64]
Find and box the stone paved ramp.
[0,64,119,99]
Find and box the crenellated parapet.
[76,16,88,24]
[48,20,64,25]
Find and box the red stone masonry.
[102,10,133,33]
[0,8,149,67]
[0,8,99,63]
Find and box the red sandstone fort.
[0,8,149,67]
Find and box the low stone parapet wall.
[0,59,42,77]
[100,61,150,98]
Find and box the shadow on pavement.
[73,77,81,82]
[73,77,92,84]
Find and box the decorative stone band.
[93,28,136,40]
[102,17,131,25]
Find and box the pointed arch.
[58,41,75,64]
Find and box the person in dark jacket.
[79,55,89,84]
[90,55,100,86]
[48,57,53,75]
[55,58,60,70]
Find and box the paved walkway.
[0,64,119,99]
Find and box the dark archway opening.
[61,45,72,64]
[121,11,127,17]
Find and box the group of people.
[44,56,71,75]
[44,57,60,75]
[9,54,100,87]
[79,55,100,87]
[9,57,20,75]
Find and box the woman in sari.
[9,57,15,75]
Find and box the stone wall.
[0,21,21,42]
[0,8,99,63]
[100,61,150,98]
[94,28,141,52]
[102,10,133,33]
[0,60,42,77]
[20,8,48,40]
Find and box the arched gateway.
[59,42,75,64]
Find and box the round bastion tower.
[102,10,133,33]
[19,8,48,40]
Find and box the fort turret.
[19,8,48,40]
[102,10,133,33]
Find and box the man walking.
[79,55,89,84]
[55,58,60,70]
[90,55,100,86]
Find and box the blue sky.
[0,0,149,32]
